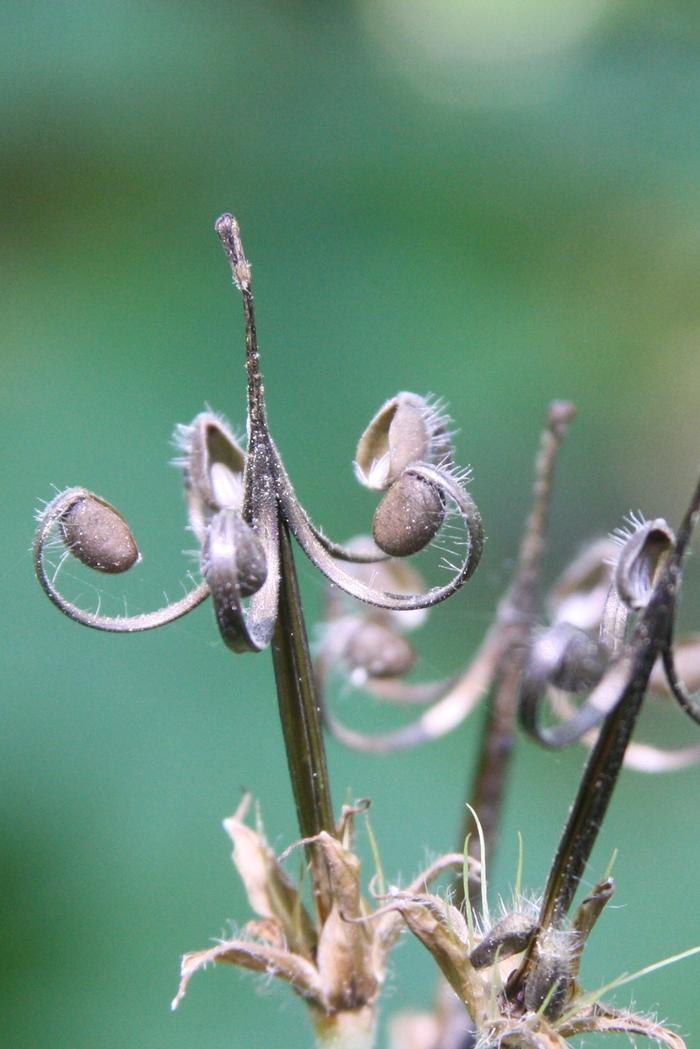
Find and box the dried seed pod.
[372,474,446,557]
[523,927,575,1019]
[175,412,246,543]
[528,623,609,694]
[343,620,417,680]
[354,393,452,491]
[203,509,268,601]
[469,912,537,970]
[58,493,139,574]
[614,517,674,611]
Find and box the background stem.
[458,402,576,910]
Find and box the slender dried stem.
[272,521,335,917]
[458,402,576,908]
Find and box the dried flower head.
[172,797,468,1048]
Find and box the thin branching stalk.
[459,402,575,908]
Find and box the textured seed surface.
[59,496,139,573]
[372,474,445,557]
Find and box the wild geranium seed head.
[34,216,484,652]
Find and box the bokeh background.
[4,2,700,1046]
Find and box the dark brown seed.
[372,474,445,557]
[59,495,140,574]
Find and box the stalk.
[271,520,335,916]
[458,402,575,909]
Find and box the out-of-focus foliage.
[3,2,700,1047]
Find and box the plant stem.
[458,402,576,909]
[271,520,335,913]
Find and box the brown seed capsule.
[523,927,575,1019]
[343,620,417,679]
[529,623,609,694]
[58,494,140,574]
[203,509,268,600]
[372,474,446,557]
[469,912,537,970]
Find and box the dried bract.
[172,800,465,1047]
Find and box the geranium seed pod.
[58,493,139,574]
[614,517,674,611]
[204,509,268,600]
[372,474,446,557]
[529,622,609,694]
[354,392,453,491]
[469,912,537,970]
[343,620,417,680]
[523,927,575,1019]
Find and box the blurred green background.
[4,2,700,1046]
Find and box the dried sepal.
[354,393,452,492]
[570,878,614,977]
[374,890,490,1020]
[222,794,316,958]
[311,831,379,1010]
[559,1004,686,1048]
[56,489,140,573]
[171,935,323,1010]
